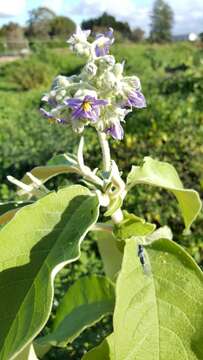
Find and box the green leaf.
[47,153,78,167]
[113,211,156,240]
[82,333,115,360]
[112,237,203,360]
[14,344,39,360]
[146,225,173,243]
[36,275,115,347]
[0,185,99,360]
[33,342,51,359]
[96,231,123,281]
[127,157,202,232]
[0,201,32,225]
[21,153,80,187]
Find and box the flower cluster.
[40,27,146,140]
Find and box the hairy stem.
[97,131,111,173]
[77,136,104,187]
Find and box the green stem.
[97,131,111,173]
[91,223,113,233]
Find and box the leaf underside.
[127,157,202,232]
[0,185,99,360]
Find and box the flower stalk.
[77,136,104,188]
[97,131,111,173]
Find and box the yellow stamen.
[97,39,105,47]
[82,101,92,112]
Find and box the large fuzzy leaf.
[127,157,202,232]
[0,185,99,360]
[36,275,115,347]
[112,237,203,360]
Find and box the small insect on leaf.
[137,244,151,276]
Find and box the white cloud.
[65,0,203,35]
[0,0,26,17]
[0,0,202,35]
[42,0,64,14]
[167,0,203,34]
[66,0,143,29]
[70,0,135,17]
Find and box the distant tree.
[199,32,203,42]
[0,22,28,50]
[26,7,55,38]
[131,27,145,42]
[82,12,132,38]
[49,16,76,38]
[150,0,174,43]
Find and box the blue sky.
[0,0,203,35]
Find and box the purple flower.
[105,122,124,140]
[40,108,66,124]
[65,95,108,122]
[41,94,58,107]
[94,28,114,57]
[126,90,146,108]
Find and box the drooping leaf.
[0,201,32,225]
[0,185,99,360]
[47,153,78,167]
[96,231,123,281]
[112,237,203,360]
[21,153,80,188]
[82,333,115,360]
[127,157,202,232]
[36,275,115,347]
[113,210,156,240]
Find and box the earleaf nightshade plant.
[0,26,202,360]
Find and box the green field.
[0,42,202,358]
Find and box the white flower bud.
[113,63,124,78]
[72,120,85,134]
[54,76,71,88]
[102,55,115,66]
[103,70,117,88]
[74,88,98,99]
[124,75,141,91]
[74,43,85,54]
[56,91,66,102]
[56,94,62,101]
[50,90,56,97]
[83,62,97,77]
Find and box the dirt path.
[0,56,20,64]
